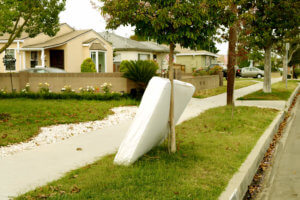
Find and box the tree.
[0,0,66,54]
[226,3,238,105]
[274,36,300,82]
[289,48,300,66]
[99,0,222,153]
[242,0,299,93]
[130,35,148,41]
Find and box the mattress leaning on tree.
[114,77,195,166]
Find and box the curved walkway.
[0,78,282,200]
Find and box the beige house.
[0,24,114,73]
[99,32,170,72]
[175,45,219,73]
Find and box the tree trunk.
[263,45,272,93]
[282,50,288,83]
[168,43,176,153]
[282,43,289,87]
[227,16,237,105]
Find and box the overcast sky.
[59,0,228,55]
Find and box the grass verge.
[0,98,138,147]
[194,79,257,99]
[17,106,278,200]
[238,81,299,101]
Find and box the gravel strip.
[0,106,138,158]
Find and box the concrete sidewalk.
[260,97,300,200]
[0,78,282,199]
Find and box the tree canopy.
[243,0,299,50]
[239,0,299,92]
[100,0,223,49]
[100,0,226,153]
[289,48,300,66]
[0,0,66,53]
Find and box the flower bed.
[0,82,133,101]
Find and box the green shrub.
[208,66,222,75]
[101,83,112,94]
[38,82,51,94]
[257,65,264,70]
[0,91,130,101]
[61,85,75,94]
[294,68,300,76]
[79,86,96,94]
[120,60,158,89]
[81,58,96,72]
[193,70,208,76]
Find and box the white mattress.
[114,77,195,165]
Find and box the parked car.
[20,67,66,73]
[236,67,242,77]
[209,63,241,78]
[241,67,264,78]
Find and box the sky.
[59,0,228,55]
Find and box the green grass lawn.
[238,81,299,101]
[0,98,138,147]
[194,79,257,99]
[238,78,264,82]
[17,106,278,200]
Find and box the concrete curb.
[256,94,299,200]
[218,83,300,200]
[284,83,300,112]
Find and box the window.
[138,54,150,61]
[5,49,16,71]
[90,51,106,72]
[31,51,38,68]
[250,68,259,71]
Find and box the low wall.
[0,72,221,94]
[0,73,20,92]
[0,72,138,93]
[181,75,220,93]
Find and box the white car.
[241,67,264,78]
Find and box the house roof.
[175,44,219,58]
[90,43,106,51]
[83,38,98,44]
[99,32,170,53]
[22,29,92,49]
[0,23,74,41]
[140,41,170,53]
[0,32,29,41]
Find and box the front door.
[50,50,64,69]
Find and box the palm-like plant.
[120,60,158,89]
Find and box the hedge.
[0,92,133,101]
